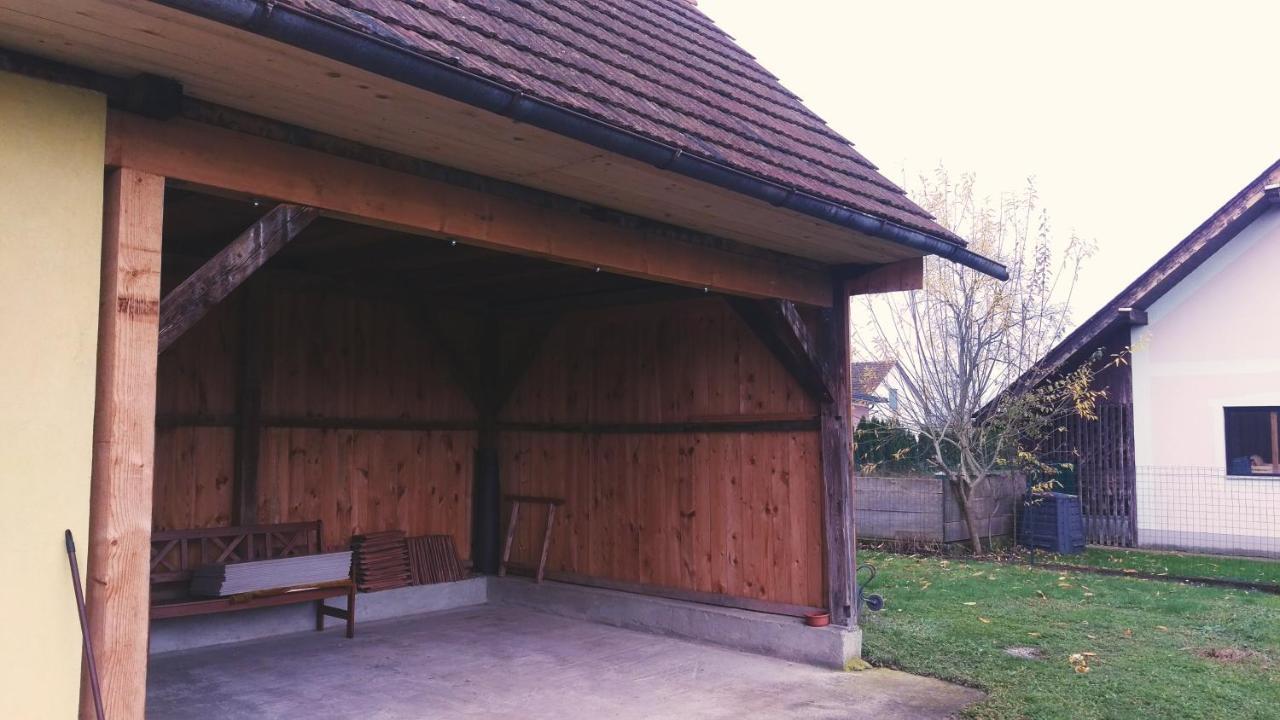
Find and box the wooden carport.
[86,108,917,717]
[0,2,1006,717]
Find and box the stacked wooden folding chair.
[350,530,412,592]
[406,535,464,585]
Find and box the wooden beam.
[84,168,164,719]
[498,284,703,317]
[497,418,819,434]
[818,276,856,626]
[106,112,831,307]
[1119,307,1148,326]
[727,296,834,402]
[841,257,924,295]
[158,203,317,353]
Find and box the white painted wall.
[1130,207,1280,556]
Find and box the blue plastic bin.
[1018,492,1086,554]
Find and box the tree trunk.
[962,490,985,555]
[955,480,985,555]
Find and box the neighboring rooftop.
[1031,158,1280,379]
[851,360,896,403]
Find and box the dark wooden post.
[473,315,502,575]
[233,279,265,525]
[818,275,856,626]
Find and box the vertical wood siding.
[500,298,824,606]
[153,284,478,556]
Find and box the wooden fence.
[1043,403,1137,547]
[856,473,1024,546]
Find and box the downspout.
[150,0,1009,281]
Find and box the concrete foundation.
[149,576,486,654]
[150,575,858,669]
[489,576,862,669]
[147,605,982,719]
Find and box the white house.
[1031,161,1280,557]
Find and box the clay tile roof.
[850,360,896,400]
[273,0,959,242]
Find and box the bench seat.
[150,522,355,638]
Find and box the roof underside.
[271,0,956,241]
[0,0,1004,275]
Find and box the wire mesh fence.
[854,465,1280,589]
[1129,465,1280,559]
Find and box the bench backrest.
[150,521,324,584]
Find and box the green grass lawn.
[1033,547,1280,587]
[859,551,1280,719]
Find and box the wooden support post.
[818,276,856,626]
[424,310,556,575]
[157,203,317,353]
[233,279,265,525]
[83,168,164,719]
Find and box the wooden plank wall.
[153,283,478,555]
[499,298,824,606]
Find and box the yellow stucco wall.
[0,71,106,719]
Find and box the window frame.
[1224,406,1280,477]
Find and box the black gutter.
[149,0,1008,280]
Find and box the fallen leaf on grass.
[1028,632,1041,637]
[963,602,977,606]
[1069,652,1096,673]
[979,617,992,624]
[1083,592,1095,597]
[1122,629,1133,638]
[1036,590,1047,599]
[1156,625,1169,632]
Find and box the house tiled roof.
[1027,158,1280,383]
[276,0,960,242]
[851,360,896,402]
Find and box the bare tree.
[857,169,1118,554]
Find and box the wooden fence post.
[83,167,164,719]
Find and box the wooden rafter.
[727,296,834,403]
[158,204,318,353]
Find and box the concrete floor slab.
[147,606,981,719]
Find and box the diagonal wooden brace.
[158,203,318,353]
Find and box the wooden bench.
[149,521,355,638]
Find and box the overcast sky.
[698,0,1280,321]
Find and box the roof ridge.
[332,0,925,212]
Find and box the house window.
[1224,407,1280,476]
